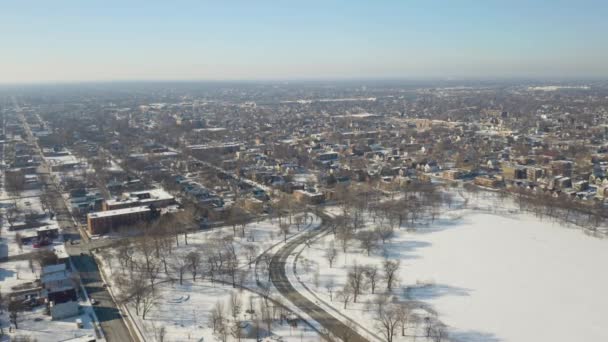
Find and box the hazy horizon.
[2,0,608,84]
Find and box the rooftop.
[88,206,151,218]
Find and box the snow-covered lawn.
[295,192,608,342]
[119,280,321,342]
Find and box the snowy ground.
[96,213,325,342]
[294,191,608,342]
[400,210,608,342]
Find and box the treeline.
[508,187,606,232]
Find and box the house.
[442,170,462,181]
[293,190,325,204]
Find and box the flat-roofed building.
[87,206,152,234]
[527,167,544,182]
[103,188,175,211]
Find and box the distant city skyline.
[1,0,607,84]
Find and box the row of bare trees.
[509,187,606,230]
[209,292,295,342]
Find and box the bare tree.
[137,236,161,288]
[244,244,259,268]
[337,225,354,253]
[346,263,368,303]
[210,301,228,341]
[383,260,400,292]
[119,271,148,316]
[170,258,189,285]
[325,244,338,268]
[279,222,290,243]
[229,292,242,319]
[357,230,378,256]
[294,215,304,231]
[185,251,202,281]
[209,300,225,333]
[231,319,246,342]
[15,233,23,252]
[325,278,335,301]
[8,300,25,329]
[5,203,21,230]
[260,300,273,335]
[396,302,412,337]
[375,225,394,244]
[375,303,400,342]
[141,287,158,320]
[156,326,166,342]
[5,171,25,197]
[225,249,240,288]
[364,265,379,294]
[337,284,354,309]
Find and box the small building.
[573,180,589,191]
[243,198,264,213]
[474,175,503,188]
[293,190,325,204]
[502,163,526,180]
[442,170,462,181]
[527,167,544,182]
[41,264,79,320]
[37,226,59,240]
[53,245,71,269]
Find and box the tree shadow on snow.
[407,216,468,235]
[0,243,8,259]
[405,283,471,300]
[450,330,502,342]
[0,267,15,281]
[381,240,431,260]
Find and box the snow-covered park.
[96,212,325,342]
[294,191,608,342]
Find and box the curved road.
[269,215,369,342]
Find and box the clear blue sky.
[1,0,607,83]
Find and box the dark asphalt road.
[269,216,369,342]
[71,253,135,342]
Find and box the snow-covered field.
[400,210,608,342]
[295,191,608,342]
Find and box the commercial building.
[102,189,175,211]
[87,206,153,234]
